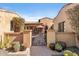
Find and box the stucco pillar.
[23,30,32,48]
[47,29,56,47]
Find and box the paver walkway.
[32,33,46,46]
[30,46,63,56]
[31,46,53,56]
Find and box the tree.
[66,5,79,40]
[11,17,25,32]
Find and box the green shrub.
[64,50,78,56]
[20,44,26,51]
[55,42,63,52]
[57,41,66,50]
[13,42,20,52]
[0,41,2,49]
[3,35,12,48]
[73,53,78,56]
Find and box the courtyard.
[0,3,78,56]
[30,46,63,56]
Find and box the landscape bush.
[20,44,26,51]
[0,41,2,49]
[65,46,79,55]
[57,41,66,50]
[3,35,12,49]
[64,50,78,56]
[13,42,20,52]
[55,42,63,52]
[49,41,66,52]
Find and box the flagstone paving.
[30,46,63,56]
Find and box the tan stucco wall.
[56,32,76,47]
[47,29,76,47]
[39,18,54,29]
[47,29,56,47]
[23,30,32,48]
[54,4,79,32]
[4,30,32,48]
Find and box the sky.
[0,3,65,21]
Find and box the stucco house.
[0,9,21,41]
[53,3,79,32]
[39,17,54,29]
[47,3,79,48]
[0,9,32,49]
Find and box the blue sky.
[0,3,65,21]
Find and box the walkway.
[30,46,63,56]
[31,46,52,56]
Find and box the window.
[27,26,29,29]
[58,21,64,32]
[10,21,13,31]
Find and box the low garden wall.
[4,30,32,48]
[56,32,76,47]
[4,32,23,44]
[47,29,76,47]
